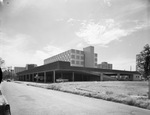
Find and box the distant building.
[14,67,26,74]
[44,46,98,68]
[97,62,113,69]
[26,64,37,70]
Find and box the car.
[7,79,11,82]
[0,95,11,115]
[56,78,68,83]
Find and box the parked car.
[0,95,11,115]
[7,79,11,82]
[56,78,68,83]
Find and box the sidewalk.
[0,83,11,115]
[14,81,51,87]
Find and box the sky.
[0,0,150,71]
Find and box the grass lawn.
[26,81,150,110]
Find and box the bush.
[126,98,136,106]
[105,91,113,95]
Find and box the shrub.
[126,98,136,106]
[105,91,113,95]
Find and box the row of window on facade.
[71,55,97,61]
[71,60,97,66]
[71,49,84,54]
[71,60,84,65]
[71,55,84,60]
[71,49,98,57]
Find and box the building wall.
[97,62,113,69]
[26,64,37,70]
[70,49,85,67]
[133,74,141,81]
[14,67,26,74]
[44,46,98,68]
[83,46,94,68]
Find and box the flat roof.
[17,61,140,75]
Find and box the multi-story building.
[97,62,113,69]
[44,46,98,68]
[26,64,37,70]
[14,67,26,74]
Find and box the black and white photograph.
[0,0,150,115]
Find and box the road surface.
[1,81,150,115]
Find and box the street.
[1,81,150,115]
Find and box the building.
[17,61,141,83]
[26,64,37,70]
[14,67,26,74]
[44,46,98,68]
[97,62,113,69]
[16,46,141,82]
[14,64,37,74]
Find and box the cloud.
[76,19,149,46]
[67,18,75,23]
[29,45,64,66]
[0,0,3,4]
[43,45,63,56]
[104,0,111,7]
[56,18,64,22]
[109,57,136,71]
[67,18,82,26]
[0,33,63,67]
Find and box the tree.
[137,44,150,99]
[0,57,5,67]
[137,44,150,79]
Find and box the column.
[29,74,31,81]
[72,72,74,81]
[18,76,19,81]
[117,73,120,80]
[32,74,34,82]
[100,73,103,81]
[24,75,25,81]
[36,73,39,82]
[61,72,63,79]
[25,75,27,81]
[53,70,55,83]
[44,72,46,83]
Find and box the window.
[95,53,97,57]
[81,56,84,60]
[76,55,80,59]
[71,60,75,64]
[76,50,80,54]
[76,61,79,64]
[81,61,84,65]
[71,49,75,53]
[71,55,75,59]
[81,51,84,54]
[95,58,97,62]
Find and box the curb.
[0,91,11,115]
